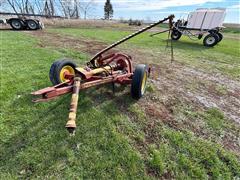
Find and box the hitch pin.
[66,77,81,135]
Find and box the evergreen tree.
[104,0,113,20]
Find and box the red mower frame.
[32,53,134,103]
[32,15,175,134]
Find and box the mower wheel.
[203,33,219,47]
[171,30,182,40]
[26,19,39,30]
[131,64,148,100]
[49,59,77,85]
[216,32,223,43]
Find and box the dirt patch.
[25,30,117,57]
[141,61,240,125]
[121,47,240,154]
[122,46,240,124]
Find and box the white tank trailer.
[171,8,226,47]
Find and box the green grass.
[149,129,240,179]
[49,27,240,79]
[224,27,240,34]
[0,31,146,179]
[1,30,240,179]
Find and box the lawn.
[0,27,240,179]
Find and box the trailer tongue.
[32,15,175,134]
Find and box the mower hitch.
[31,81,73,102]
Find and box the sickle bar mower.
[32,15,174,134]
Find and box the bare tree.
[5,0,35,14]
[0,0,6,7]
[73,0,79,18]
[3,0,86,18]
[6,0,19,13]
[34,0,44,14]
[60,0,73,18]
[80,0,95,19]
[43,0,55,16]
[59,0,66,17]
[59,0,81,19]
[24,0,35,14]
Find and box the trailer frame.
[0,12,60,30]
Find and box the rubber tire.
[26,19,39,30]
[203,34,219,47]
[49,59,77,85]
[171,30,182,40]
[216,32,223,43]
[10,19,24,30]
[131,64,148,100]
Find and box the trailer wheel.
[203,34,219,47]
[26,19,39,30]
[49,59,77,85]
[10,19,23,30]
[171,30,182,40]
[216,32,223,43]
[131,64,148,100]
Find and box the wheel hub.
[60,66,75,82]
[29,22,37,29]
[206,37,215,45]
[13,21,21,28]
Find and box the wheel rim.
[59,66,75,82]
[141,71,147,94]
[206,36,215,45]
[12,20,21,29]
[28,21,37,29]
[173,33,178,38]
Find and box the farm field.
[0,23,240,179]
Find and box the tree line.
[0,0,113,19]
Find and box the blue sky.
[88,0,239,23]
[0,0,239,23]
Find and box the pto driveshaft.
[66,77,81,134]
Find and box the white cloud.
[85,0,225,11]
[227,4,240,9]
[226,3,240,13]
[120,0,224,11]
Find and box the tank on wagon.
[171,8,226,47]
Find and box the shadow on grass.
[157,38,212,51]
[173,41,210,50]
[0,28,30,31]
[0,94,70,174]
[0,28,42,32]
[0,28,13,31]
